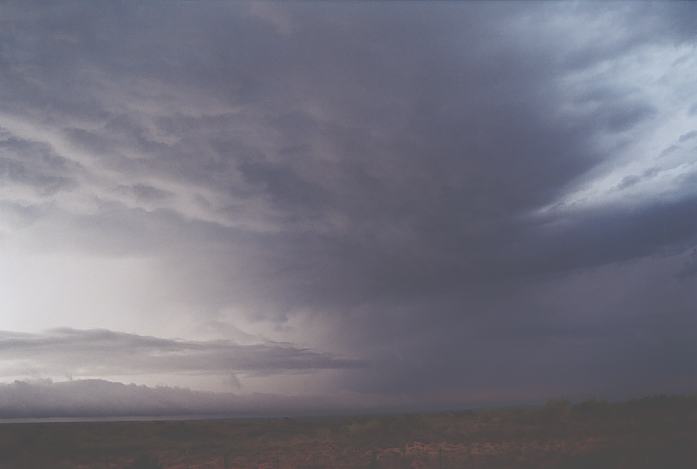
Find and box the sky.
[0,1,696,415]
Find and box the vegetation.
[0,394,694,468]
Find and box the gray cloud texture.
[0,1,696,410]
[0,328,363,378]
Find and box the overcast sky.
[0,1,696,413]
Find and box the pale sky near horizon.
[0,1,696,410]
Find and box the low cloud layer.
[0,328,363,379]
[0,379,372,418]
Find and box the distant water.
[0,414,255,424]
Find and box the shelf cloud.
[0,328,364,378]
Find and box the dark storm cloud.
[676,249,697,280]
[0,132,77,196]
[0,328,364,378]
[0,1,695,407]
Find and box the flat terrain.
[0,395,694,469]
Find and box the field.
[0,395,694,469]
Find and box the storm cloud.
[0,1,695,412]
